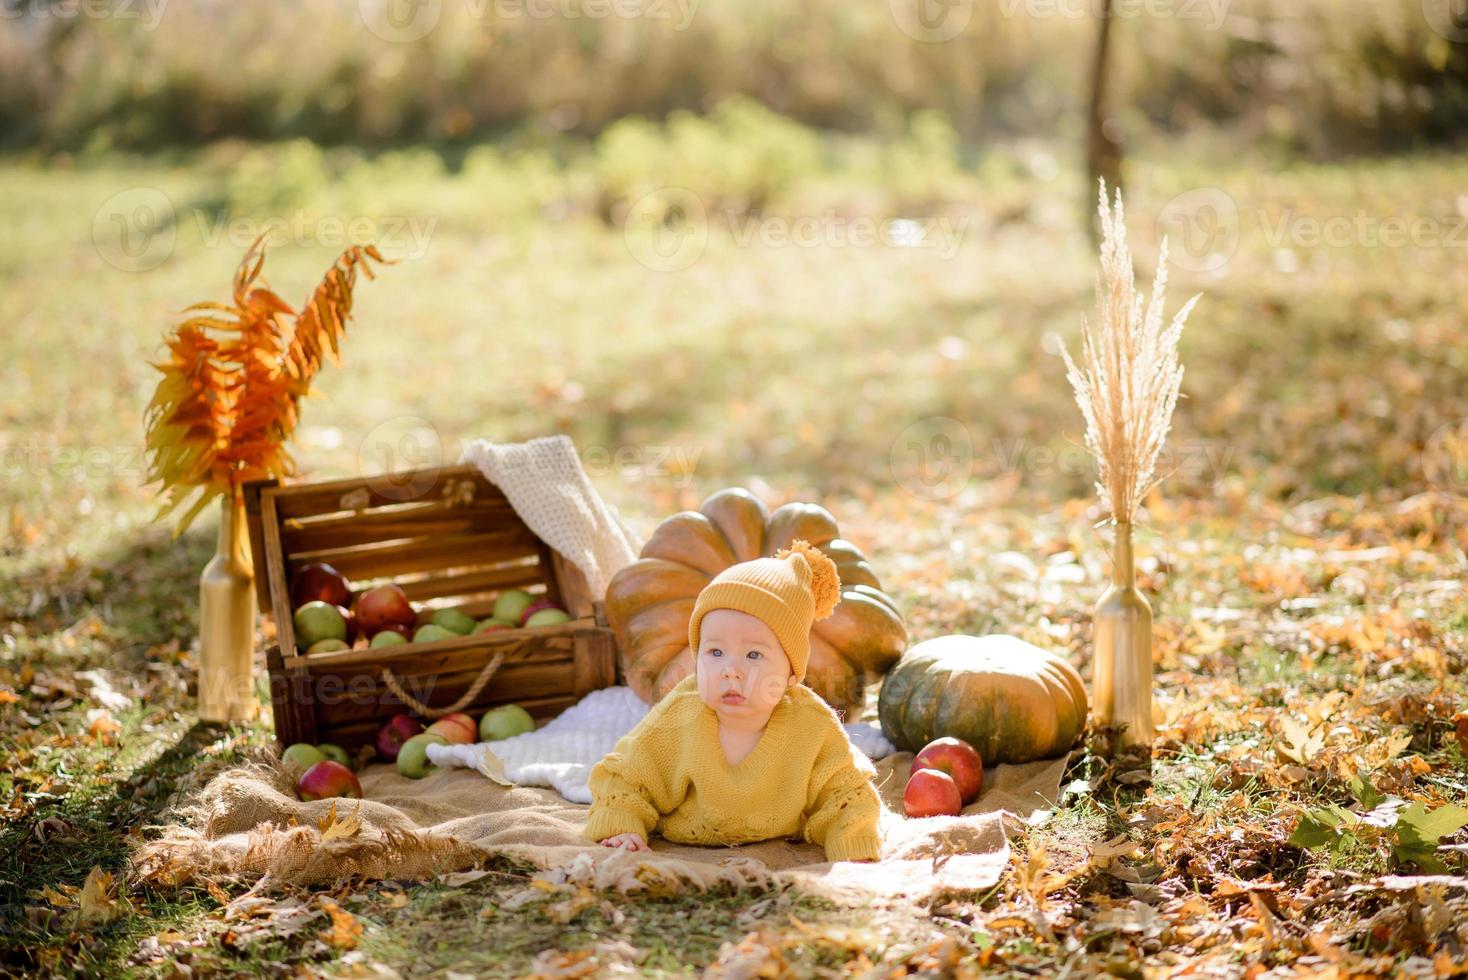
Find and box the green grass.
[2,139,1466,974]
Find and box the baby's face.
[695,609,793,723]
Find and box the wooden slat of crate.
[287,527,543,580]
[289,623,584,671]
[318,692,582,748]
[280,500,519,553]
[396,561,546,603]
[268,465,508,521]
[313,658,577,727]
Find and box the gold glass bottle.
[1092,521,1153,747]
[198,494,258,722]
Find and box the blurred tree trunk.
[1086,0,1123,240]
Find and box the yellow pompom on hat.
[687,539,841,684]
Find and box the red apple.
[904,768,962,818]
[427,712,477,745]
[298,759,362,801]
[912,737,984,804]
[517,597,560,626]
[376,713,425,762]
[291,562,352,609]
[337,605,358,645]
[355,584,416,636]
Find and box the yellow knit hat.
[687,539,841,684]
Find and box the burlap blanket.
[135,751,1068,904]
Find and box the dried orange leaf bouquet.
[144,238,389,534]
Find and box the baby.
[583,539,882,863]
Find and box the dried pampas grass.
[1062,182,1198,523]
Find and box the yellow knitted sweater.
[583,676,883,862]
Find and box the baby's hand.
[600,832,647,851]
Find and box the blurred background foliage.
[2,0,1466,158]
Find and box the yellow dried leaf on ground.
[319,897,362,950]
[77,867,124,926]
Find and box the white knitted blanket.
[427,686,896,804]
[460,434,643,598]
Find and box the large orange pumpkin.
[878,634,1087,764]
[606,488,907,714]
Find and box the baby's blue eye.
[746,650,762,660]
[708,648,722,657]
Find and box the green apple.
[480,703,536,741]
[491,589,535,625]
[370,629,408,648]
[316,743,351,767]
[524,608,571,628]
[306,638,350,654]
[294,600,347,648]
[412,623,459,644]
[430,608,477,635]
[281,742,325,775]
[474,617,516,633]
[396,732,448,779]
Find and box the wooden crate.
[243,464,620,750]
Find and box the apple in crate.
[413,623,458,644]
[370,630,408,649]
[903,768,963,818]
[354,584,416,636]
[430,608,477,636]
[290,562,352,609]
[298,760,362,800]
[517,597,559,626]
[481,704,536,741]
[524,608,570,628]
[306,638,350,655]
[376,713,424,762]
[426,712,478,745]
[912,737,984,804]
[338,605,358,645]
[473,618,513,634]
[492,589,535,625]
[397,732,448,779]
[294,600,347,648]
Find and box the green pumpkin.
[878,634,1088,764]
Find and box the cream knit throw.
[460,435,643,598]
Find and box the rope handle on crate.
[378,642,525,719]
